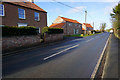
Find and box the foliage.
[42,27,63,34]
[2,26,37,37]
[65,34,82,37]
[100,23,106,32]
[65,33,101,37]
[110,3,120,38]
[106,28,113,32]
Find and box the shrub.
[2,26,37,37]
[42,27,63,34]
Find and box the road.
[3,33,110,78]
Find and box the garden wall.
[2,33,64,52]
[2,35,41,51]
[44,33,63,43]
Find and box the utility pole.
[85,10,87,34]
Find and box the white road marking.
[90,34,110,79]
[52,45,71,50]
[72,39,82,41]
[43,44,79,60]
[86,38,94,42]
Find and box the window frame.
[18,8,26,19]
[34,12,40,21]
[18,23,27,27]
[0,4,5,16]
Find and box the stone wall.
[2,34,64,52]
[2,35,41,51]
[44,33,63,43]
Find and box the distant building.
[0,1,47,33]
[49,16,82,35]
[82,23,93,34]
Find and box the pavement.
[102,34,120,79]
[2,33,110,78]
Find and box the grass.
[65,34,82,37]
[114,33,120,39]
[65,33,102,37]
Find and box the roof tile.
[83,23,93,28]
[49,23,65,28]
[8,2,47,12]
[60,16,82,24]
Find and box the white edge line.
[90,34,110,79]
[86,38,94,42]
[43,44,79,60]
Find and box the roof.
[82,27,85,30]
[83,23,93,28]
[49,23,65,28]
[60,16,82,24]
[7,2,47,12]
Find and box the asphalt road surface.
[3,33,110,78]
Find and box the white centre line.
[43,44,79,60]
[72,39,82,41]
[86,38,94,42]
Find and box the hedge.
[2,26,38,37]
[42,27,63,34]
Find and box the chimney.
[29,0,34,3]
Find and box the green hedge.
[2,26,38,37]
[42,27,63,34]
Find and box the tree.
[100,23,106,32]
[110,2,120,38]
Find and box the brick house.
[82,23,93,34]
[0,1,47,33]
[49,16,82,35]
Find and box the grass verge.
[65,33,102,37]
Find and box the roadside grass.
[114,33,120,39]
[65,33,102,37]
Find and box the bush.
[42,27,63,34]
[2,26,37,37]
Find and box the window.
[34,12,39,21]
[74,29,76,34]
[0,4,4,16]
[0,25,4,27]
[39,27,40,33]
[18,8,25,19]
[75,24,77,26]
[18,23,27,27]
[69,23,72,26]
[74,29,79,34]
[79,24,82,27]
[76,29,78,34]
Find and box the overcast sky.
[34,0,119,30]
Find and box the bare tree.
[100,23,106,32]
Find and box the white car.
[110,30,113,34]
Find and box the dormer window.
[0,4,4,16]
[18,8,25,19]
[34,12,39,21]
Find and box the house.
[0,0,47,33]
[82,23,93,34]
[49,16,82,35]
[82,27,85,34]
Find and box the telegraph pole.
[85,10,87,34]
